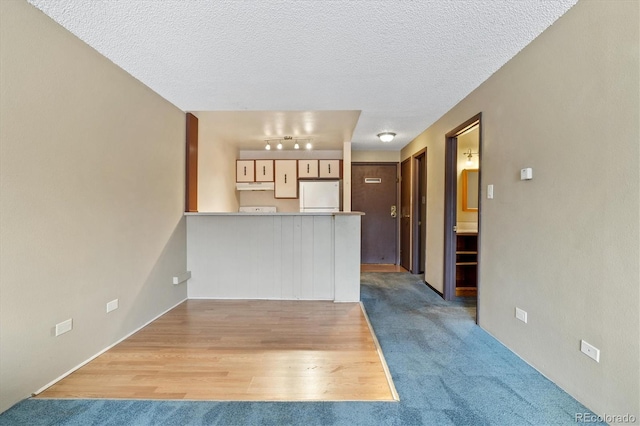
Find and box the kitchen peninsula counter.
[185,212,363,302]
[185,212,363,216]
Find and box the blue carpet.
[0,272,602,425]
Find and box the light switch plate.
[515,307,527,323]
[487,184,494,199]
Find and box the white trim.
[187,296,333,301]
[33,297,187,396]
[359,302,400,401]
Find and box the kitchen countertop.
[185,211,364,216]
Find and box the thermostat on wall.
[520,168,533,180]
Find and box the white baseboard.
[359,302,399,402]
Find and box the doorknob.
[390,205,397,218]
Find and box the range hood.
[236,182,275,191]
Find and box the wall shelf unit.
[456,232,477,296]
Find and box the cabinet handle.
[284,174,287,184]
[328,164,331,173]
[243,166,247,176]
[307,164,310,173]
[263,166,266,175]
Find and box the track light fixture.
[263,137,312,150]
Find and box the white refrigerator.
[299,181,340,212]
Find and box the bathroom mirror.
[462,169,479,211]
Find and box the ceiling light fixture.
[264,137,312,150]
[377,132,396,143]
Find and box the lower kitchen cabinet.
[275,160,298,198]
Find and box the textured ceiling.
[27,0,578,151]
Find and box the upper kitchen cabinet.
[236,160,255,182]
[274,160,298,198]
[255,160,274,182]
[298,160,318,179]
[319,160,341,178]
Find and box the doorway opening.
[444,114,482,319]
[412,149,427,274]
[399,158,412,271]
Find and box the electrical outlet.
[520,168,533,180]
[515,307,527,323]
[580,340,600,362]
[106,299,119,313]
[55,318,73,336]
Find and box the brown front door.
[352,163,398,264]
[400,159,412,271]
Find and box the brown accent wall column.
[185,113,198,212]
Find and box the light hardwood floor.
[361,264,408,273]
[37,300,396,401]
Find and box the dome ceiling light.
[377,132,396,143]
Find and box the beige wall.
[352,150,401,163]
[0,0,187,412]
[401,0,639,418]
[194,114,239,213]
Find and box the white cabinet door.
[275,160,298,198]
[298,160,318,178]
[236,160,255,182]
[255,160,274,182]
[319,160,341,178]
